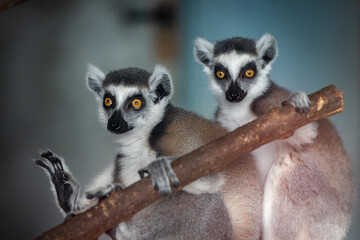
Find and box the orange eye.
[104,97,112,107]
[216,71,225,79]
[132,99,142,109]
[245,69,255,78]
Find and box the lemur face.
[194,34,278,104]
[86,65,173,136]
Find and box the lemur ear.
[86,64,105,95]
[149,65,173,104]
[194,37,214,67]
[256,33,278,67]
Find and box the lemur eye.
[104,97,112,107]
[131,99,142,109]
[216,71,225,79]
[245,69,255,78]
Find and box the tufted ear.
[256,33,278,67]
[149,65,173,104]
[86,64,105,96]
[194,37,214,67]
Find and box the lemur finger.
[46,156,63,171]
[51,156,64,171]
[163,159,180,188]
[40,151,64,171]
[35,160,53,175]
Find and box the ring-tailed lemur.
[194,34,354,240]
[36,64,262,239]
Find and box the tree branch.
[36,85,344,240]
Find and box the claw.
[86,193,94,200]
[35,160,53,175]
[41,151,53,158]
[172,181,180,188]
[138,169,149,179]
[65,214,74,221]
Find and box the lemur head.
[86,64,173,138]
[194,34,277,104]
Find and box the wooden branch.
[0,0,28,13]
[36,85,344,240]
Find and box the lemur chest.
[217,100,278,182]
[217,102,257,131]
[118,142,157,187]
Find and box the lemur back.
[150,103,227,156]
[195,34,354,240]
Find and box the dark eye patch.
[241,62,257,78]
[103,92,116,109]
[214,64,230,79]
[125,93,146,110]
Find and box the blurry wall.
[0,0,359,239]
[0,0,169,238]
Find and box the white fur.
[87,63,106,82]
[86,63,106,96]
[194,37,214,66]
[85,164,114,193]
[119,138,157,187]
[262,148,291,239]
[149,64,174,99]
[256,34,278,63]
[287,122,318,147]
[216,97,257,131]
[184,173,225,195]
[252,141,279,183]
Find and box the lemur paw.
[86,184,115,201]
[282,92,310,113]
[36,150,79,213]
[138,158,180,195]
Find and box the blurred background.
[0,0,359,239]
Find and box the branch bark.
[36,85,344,240]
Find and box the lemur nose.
[229,92,239,100]
[111,122,120,130]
